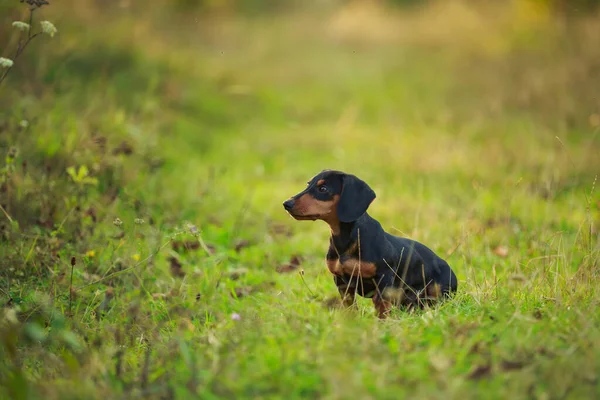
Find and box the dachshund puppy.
[283,170,458,318]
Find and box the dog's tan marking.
[292,194,339,223]
[425,282,442,300]
[326,258,343,275]
[339,259,377,278]
[344,241,358,256]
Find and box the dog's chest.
[326,244,377,278]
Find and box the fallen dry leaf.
[35,219,54,229]
[172,240,200,252]
[536,347,555,358]
[467,363,492,380]
[493,246,509,258]
[269,223,293,237]
[169,257,185,277]
[509,274,526,282]
[228,268,248,280]
[468,341,489,355]
[112,140,134,156]
[85,207,97,223]
[111,231,125,240]
[289,255,302,266]
[276,255,303,273]
[276,264,297,273]
[234,239,251,252]
[92,135,107,151]
[232,286,254,298]
[501,359,526,371]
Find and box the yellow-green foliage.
[0,1,599,399]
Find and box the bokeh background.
[1,0,599,398]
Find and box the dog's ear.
[337,174,376,223]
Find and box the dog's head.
[282,170,376,224]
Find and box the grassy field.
[1,0,599,399]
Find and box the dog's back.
[384,233,458,295]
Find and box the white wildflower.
[0,58,14,68]
[40,21,57,37]
[12,21,30,31]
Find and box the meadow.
[0,0,599,399]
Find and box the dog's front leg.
[334,276,356,308]
[372,294,392,319]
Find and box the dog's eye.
[318,185,328,193]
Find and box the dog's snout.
[283,199,295,211]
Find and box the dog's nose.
[283,199,295,211]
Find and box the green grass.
[1,1,599,399]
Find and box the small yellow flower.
[86,250,96,258]
[132,254,141,262]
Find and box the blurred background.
[2,0,599,212]
[2,0,598,241]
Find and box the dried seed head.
[20,0,50,8]
[70,256,76,266]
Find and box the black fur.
[337,174,376,223]
[284,170,458,315]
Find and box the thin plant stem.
[69,257,75,316]
[0,8,43,87]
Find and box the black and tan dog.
[283,170,457,318]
